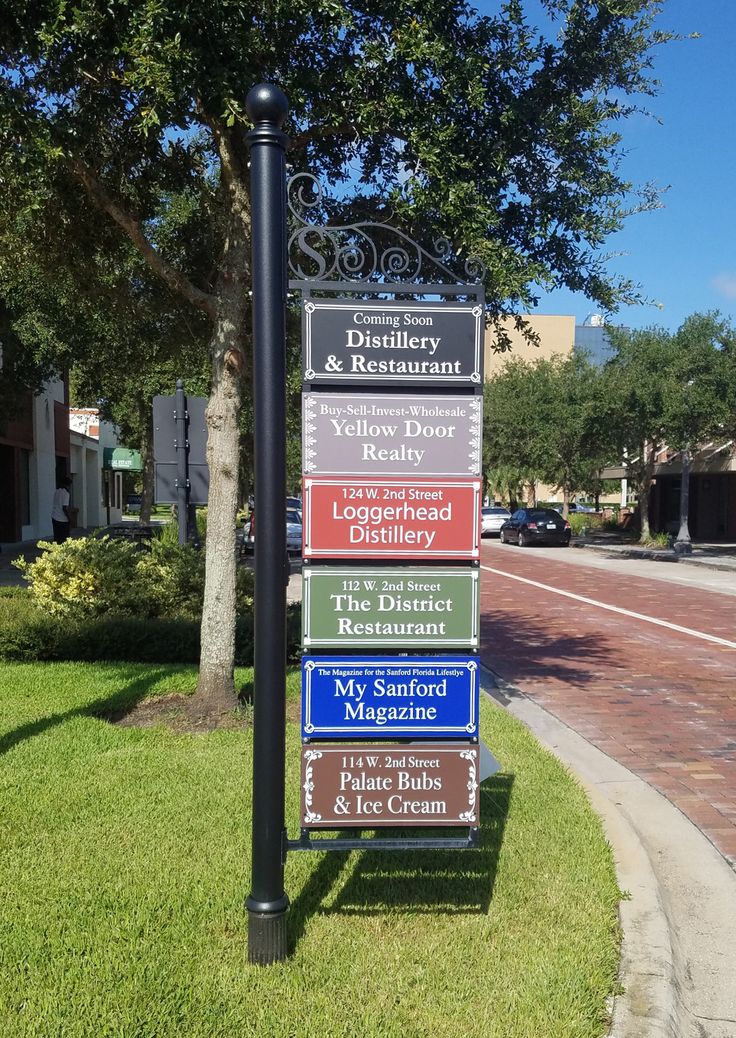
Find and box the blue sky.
[476,1,736,331]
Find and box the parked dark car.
[499,508,571,547]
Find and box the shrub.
[641,531,669,548]
[15,537,144,618]
[17,534,216,623]
[0,592,301,666]
[61,616,201,664]
[0,591,64,661]
[568,513,603,536]
[236,565,255,612]
[136,539,206,620]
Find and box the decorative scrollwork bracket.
[288,172,486,288]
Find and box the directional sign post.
[245,84,290,965]
[303,392,482,477]
[302,299,483,387]
[302,656,479,739]
[301,743,479,828]
[302,566,480,649]
[303,477,482,560]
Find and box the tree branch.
[288,121,358,150]
[69,157,218,319]
[195,101,243,192]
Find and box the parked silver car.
[242,508,303,555]
[481,506,511,537]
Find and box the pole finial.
[246,84,289,128]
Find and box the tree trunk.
[562,484,570,519]
[194,204,250,712]
[525,480,537,507]
[638,439,656,541]
[139,412,155,524]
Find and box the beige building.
[484,314,579,507]
[484,313,575,378]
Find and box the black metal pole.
[674,448,693,554]
[245,83,290,964]
[175,379,189,545]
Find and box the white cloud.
[713,272,736,299]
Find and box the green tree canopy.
[484,351,614,515]
[0,0,676,705]
[605,312,735,539]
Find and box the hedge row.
[0,590,301,666]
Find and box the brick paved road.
[479,540,736,868]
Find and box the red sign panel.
[302,477,481,560]
[301,743,479,828]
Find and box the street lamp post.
[673,447,693,554]
[673,377,695,556]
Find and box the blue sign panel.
[301,656,479,739]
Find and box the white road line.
[480,564,736,650]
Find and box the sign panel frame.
[301,743,479,828]
[301,655,479,739]
[302,298,484,387]
[302,565,480,649]
[302,391,482,477]
[302,476,481,560]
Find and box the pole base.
[673,539,693,555]
[247,906,289,965]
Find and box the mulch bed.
[103,692,300,734]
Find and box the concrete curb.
[572,541,736,574]
[481,666,736,1038]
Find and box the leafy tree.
[484,356,545,499]
[606,314,734,540]
[0,0,674,708]
[534,353,616,515]
[483,463,528,512]
[0,298,54,414]
[604,325,672,539]
[485,352,614,517]
[660,313,735,451]
[577,476,620,511]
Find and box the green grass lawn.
[0,662,620,1038]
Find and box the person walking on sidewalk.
[51,477,72,544]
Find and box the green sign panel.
[103,447,143,472]
[302,566,480,649]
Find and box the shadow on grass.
[287,774,513,951]
[0,666,174,757]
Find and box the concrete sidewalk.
[574,538,736,575]
[0,539,45,587]
[485,670,736,1038]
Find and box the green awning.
[103,447,143,471]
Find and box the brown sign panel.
[301,743,479,828]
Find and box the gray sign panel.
[154,463,210,505]
[303,392,482,477]
[153,393,209,504]
[152,394,208,465]
[302,299,483,387]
